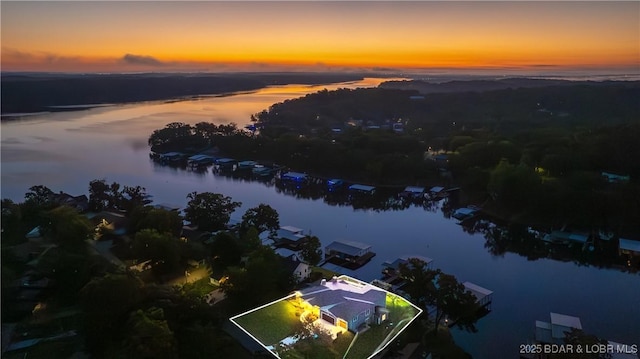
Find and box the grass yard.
[232,278,422,359]
[183,277,216,296]
[345,293,421,359]
[232,297,301,346]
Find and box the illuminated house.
[297,276,388,332]
[229,275,422,359]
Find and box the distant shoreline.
[0,72,370,115]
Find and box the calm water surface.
[1,77,638,358]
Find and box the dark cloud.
[122,54,164,66]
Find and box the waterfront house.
[280,254,311,283]
[87,211,129,238]
[49,192,89,212]
[297,276,388,332]
[534,312,582,344]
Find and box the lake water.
[1,77,638,358]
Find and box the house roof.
[300,277,386,320]
[281,254,307,274]
[326,240,372,256]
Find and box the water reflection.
[154,158,640,274]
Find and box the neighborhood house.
[296,276,389,333]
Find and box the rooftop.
[619,238,640,253]
[403,186,425,193]
[349,184,376,192]
[326,240,372,256]
[462,281,493,301]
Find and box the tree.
[129,206,183,237]
[487,159,541,211]
[108,181,122,209]
[397,258,439,310]
[555,328,612,359]
[431,273,479,334]
[184,192,241,232]
[240,204,280,235]
[24,185,54,207]
[35,247,104,304]
[80,273,145,355]
[299,236,322,265]
[398,258,480,336]
[44,205,93,250]
[120,185,150,213]
[148,122,194,148]
[124,307,178,359]
[210,232,242,270]
[1,199,24,245]
[220,246,294,310]
[89,179,110,211]
[132,229,181,275]
[239,226,261,253]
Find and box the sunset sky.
[2,1,639,74]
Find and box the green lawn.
[233,297,301,345]
[345,293,421,359]
[232,285,421,359]
[183,277,216,296]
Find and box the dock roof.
[349,184,376,192]
[383,256,433,270]
[619,238,640,253]
[281,172,307,180]
[326,240,372,256]
[463,282,493,301]
[550,312,582,339]
[403,186,425,193]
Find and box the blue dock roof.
[349,184,376,192]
